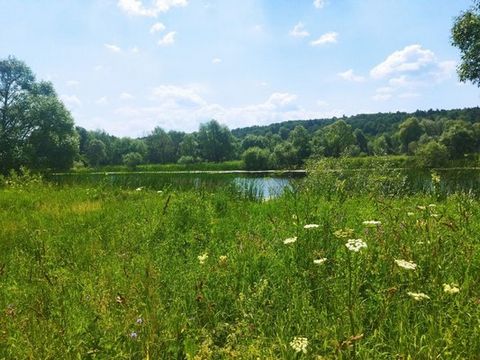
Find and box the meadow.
[0,165,479,359]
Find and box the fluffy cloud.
[370,44,435,79]
[310,32,338,46]
[104,43,121,53]
[158,31,176,46]
[96,97,108,105]
[290,22,310,38]
[120,92,134,100]
[61,95,82,107]
[117,0,188,17]
[111,86,326,135]
[313,0,326,9]
[150,22,166,33]
[338,69,365,82]
[212,58,222,64]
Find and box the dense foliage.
[0,56,78,174]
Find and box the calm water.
[48,168,480,199]
[49,171,305,199]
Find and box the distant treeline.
[76,107,480,170]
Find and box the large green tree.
[452,0,480,86]
[197,120,234,162]
[0,56,78,173]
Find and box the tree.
[440,121,477,158]
[197,120,234,162]
[123,152,143,171]
[146,127,175,164]
[272,142,298,168]
[289,125,311,160]
[86,139,106,167]
[179,133,199,159]
[398,117,423,153]
[452,1,480,86]
[0,56,78,173]
[415,141,450,168]
[311,120,355,157]
[242,147,270,170]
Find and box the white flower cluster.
[313,258,327,265]
[394,259,417,270]
[197,253,208,265]
[304,224,319,229]
[284,237,297,245]
[407,292,430,301]
[290,336,309,353]
[443,283,460,294]
[362,220,381,227]
[345,239,367,252]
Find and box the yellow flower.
[198,253,208,265]
[290,336,308,354]
[407,291,430,301]
[443,283,460,294]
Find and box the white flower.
[362,220,381,227]
[135,187,143,191]
[417,205,426,211]
[345,239,367,252]
[428,204,436,208]
[219,255,228,264]
[394,259,417,270]
[407,212,414,216]
[290,336,308,354]
[304,224,320,229]
[443,283,460,294]
[313,258,327,265]
[407,291,430,301]
[198,253,208,265]
[283,237,297,245]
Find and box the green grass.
[0,171,479,358]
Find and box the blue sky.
[1,0,478,137]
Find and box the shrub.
[242,147,270,170]
[415,141,449,168]
[122,152,143,171]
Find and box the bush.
[242,147,270,170]
[122,152,143,171]
[177,156,199,165]
[415,141,449,168]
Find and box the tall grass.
[0,167,479,358]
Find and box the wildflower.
[157,190,163,194]
[431,172,441,184]
[362,220,381,227]
[130,331,138,339]
[443,283,460,294]
[313,258,327,265]
[394,259,417,270]
[304,224,319,229]
[290,336,309,354]
[198,253,208,265]
[345,239,367,252]
[219,255,228,265]
[135,187,143,191]
[407,292,430,301]
[428,204,436,208]
[417,205,426,211]
[334,228,354,239]
[283,237,297,245]
[407,212,414,216]
[136,317,143,324]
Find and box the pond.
[48,171,306,199]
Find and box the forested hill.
[232,107,480,139]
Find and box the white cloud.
[290,22,310,38]
[94,65,104,72]
[398,92,421,99]
[313,0,326,9]
[150,22,166,33]
[310,32,338,46]
[120,92,134,100]
[131,46,140,53]
[61,95,82,107]
[158,31,176,46]
[370,44,435,79]
[338,69,365,82]
[117,0,188,17]
[112,87,326,135]
[372,93,392,102]
[66,80,80,87]
[212,58,222,64]
[96,97,108,105]
[104,43,121,53]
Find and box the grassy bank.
[1,170,479,359]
